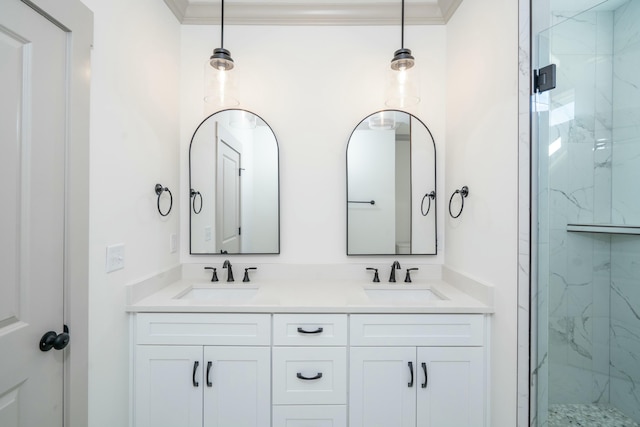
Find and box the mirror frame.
[188,108,281,255]
[346,109,437,256]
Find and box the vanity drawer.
[350,314,484,346]
[273,405,347,427]
[135,313,271,345]
[272,347,347,404]
[273,314,347,346]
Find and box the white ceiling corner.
[162,0,464,25]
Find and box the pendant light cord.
[220,0,225,49]
[401,0,405,49]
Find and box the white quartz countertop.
[126,276,494,314]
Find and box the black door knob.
[40,325,70,351]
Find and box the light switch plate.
[106,244,125,273]
[204,226,212,242]
[170,233,177,253]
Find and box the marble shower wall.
[610,1,640,421]
[539,1,640,423]
[612,0,640,224]
[544,8,614,407]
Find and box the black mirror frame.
[346,109,437,256]
[188,108,281,255]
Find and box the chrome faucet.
[222,259,234,282]
[389,260,401,282]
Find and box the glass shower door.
[534,1,640,426]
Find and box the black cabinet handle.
[206,361,213,387]
[296,372,323,380]
[408,361,414,387]
[297,327,324,334]
[192,361,199,387]
[421,362,428,388]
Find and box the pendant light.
[204,0,239,107]
[385,0,420,108]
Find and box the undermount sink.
[175,285,259,303]
[364,287,444,304]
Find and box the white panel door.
[134,346,204,427]
[0,1,68,426]
[203,346,271,427]
[216,125,241,253]
[349,347,416,427]
[417,347,485,427]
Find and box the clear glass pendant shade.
[385,60,420,108]
[203,58,239,108]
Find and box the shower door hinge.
[534,64,556,93]
[238,227,241,236]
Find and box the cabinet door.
[417,347,484,427]
[203,346,271,427]
[135,346,203,427]
[349,347,416,427]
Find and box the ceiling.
[163,0,463,25]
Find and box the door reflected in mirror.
[347,110,436,255]
[189,109,279,254]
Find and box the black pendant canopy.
[390,0,415,71]
[209,0,234,71]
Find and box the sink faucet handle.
[404,268,419,283]
[366,268,380,283]
[204,267,219,282]
[243,267,257,282]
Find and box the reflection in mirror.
[347,110,436,255]
[189,109,279,254]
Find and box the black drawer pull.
[408,361,414,387]
[421,362,428,388]
[206,361,213,387]
[192,361,199,387]
[297,327,324,334]
[296,372,323,381]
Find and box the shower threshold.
[549,404,639,427]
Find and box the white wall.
[77,4,519,425]
[180,25,447,264]
[80,0,181,426]
[445,0,519,426]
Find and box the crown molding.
[163,1,463,25]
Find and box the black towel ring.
[448,186,469,218]
[421,191,436,216]
[190,189,203,214]
[155,184,173,217]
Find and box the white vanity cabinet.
[132,310,489,427]
[133,313,271,427]
[349,314,486,427]
[271,314,348,427]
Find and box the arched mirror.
[189,109,279,254]
[347,110,436,255]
